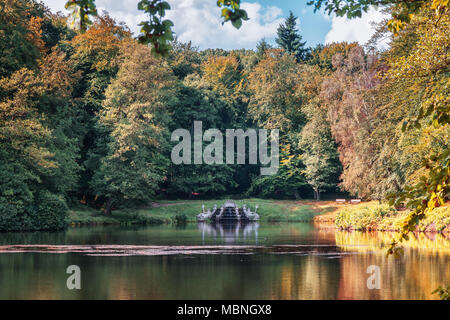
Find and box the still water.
[0,222,448,299]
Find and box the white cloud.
[324,8,389,48]
[166,1,284,50]
[42,0,146,34]
[41,0,284,50]
[41,0,65,12]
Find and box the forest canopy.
[0,0,448,231]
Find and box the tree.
[201,53,249,127]
[0,0,45,79]
[249,50,305,132]
[379,6,450,253]
[64,0,449,56]
[167,40,201,80]
[247,144,309,199]
[0,51,79,231]
[90,43,176,215]
[0,68,56,230]
[68,14,131,202]
[255,38,272,61]
[36,50,81,198]
[0,0,83,231]
[248,51,310,198]
[275,11,309,62]
[320,45,383,199]
[164,76,237,197]
[299,67,341,200]
[307,42,358,70]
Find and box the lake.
[0,222,448,299]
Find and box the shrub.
[34,191,68,230]
[0,190,68,231]
[335,202,450,232]
[0,201,32,231]
[335,203,396,230]
[173,213,187,225]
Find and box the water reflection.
[197,222,259,244]
[0,224,448,299]
[336,230,450,254]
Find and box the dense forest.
[0,0,448,231]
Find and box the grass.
[68,198,329,226]
[69,199,450,233]
[68,207,171,226]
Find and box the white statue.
[197,212,206,221]
[197,204,214,221]
[243,204,259,221]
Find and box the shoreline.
[313,201,450,236]
[67,199,333,227]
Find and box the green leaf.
[232,18,242,29]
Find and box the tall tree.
[307,42,358,70]
[255,38,272,61]
[167,40,201,80]
[275,11,309,62]
[0,0,79,231]
[0,50,79,231]
[68,14,131,202]
[299,66,341,200]
[249,49,305,132]
[320,45,383,199]
[248,50,309,198]
[90,43,176,215]
[0,0,44,78]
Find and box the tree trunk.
[313,187,320,201]
[104,198,113,216]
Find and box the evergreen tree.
[255,38,272,61]
[275,11,309,62]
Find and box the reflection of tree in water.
[335,231,450,299]
[197,222,259,244]
[335,231,450,254]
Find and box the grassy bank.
[70,199,450,233]
[322,201,450,234]
[68,199,330,226]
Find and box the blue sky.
[257,0,332,47]
[42,0,388,50]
